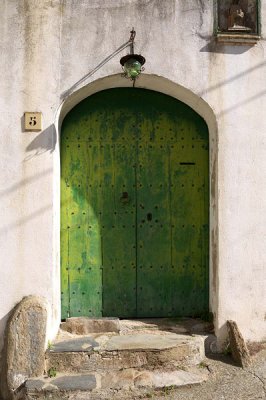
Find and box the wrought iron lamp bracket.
[120,28,146,87]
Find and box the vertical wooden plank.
[85,142,103,316]
[102,142,137,317]
[67,142,89,316]
[170,140,196,316]
[67,141,102,316]
[60,136,72,319]
[137,140,172,317]
[170,134,209,316]
[196,139,210,313]
[60,229,69,319]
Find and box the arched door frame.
[54,73,218,332]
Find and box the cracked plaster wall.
[0,0,265,358]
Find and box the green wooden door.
[61,88,209,319]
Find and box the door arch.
[60,88,209,319]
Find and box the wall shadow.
[24,124,57,161]
[200,40,253,55]
[198,60,266,97]
[0,204,52,237]
[0,169,52,199]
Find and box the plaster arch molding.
[55,73,218,333]
[56,74,217,137]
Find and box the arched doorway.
[60,88,209,319]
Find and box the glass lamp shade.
[123,58,142,79]
[120,54,145,80]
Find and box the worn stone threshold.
[48,332,202,353]
[60,316,214,336]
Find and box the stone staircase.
[23,318,215,399]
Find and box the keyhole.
[147,213,152,221]
[120,192,129,204]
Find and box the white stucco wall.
[0,0,265,356]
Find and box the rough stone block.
[134,371,153,387]
[46,352,90,374]
[61,317,120,334]
[227,320,251,368]
[105,333,190,351]
[0,296,47,400]
[26,375,96,393]
[100,369,136,389]
[52,374,96,391]
[100,368,206,390]
[49,336,97,353]
[25,379,46,391]
[151,370,206,388]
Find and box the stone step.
[61,317,120,335]
[46,332,205,373]
[60,317,214,335]
[120,317,214,335]
[22,319,212,399]
[24,368,208,399]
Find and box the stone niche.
[217,0,258,37]
[217,0,259,44]
[218,0,258,33]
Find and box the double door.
[60,88,209,319]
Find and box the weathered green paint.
[60,88,209,319]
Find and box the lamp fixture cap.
[120,54,146,66]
